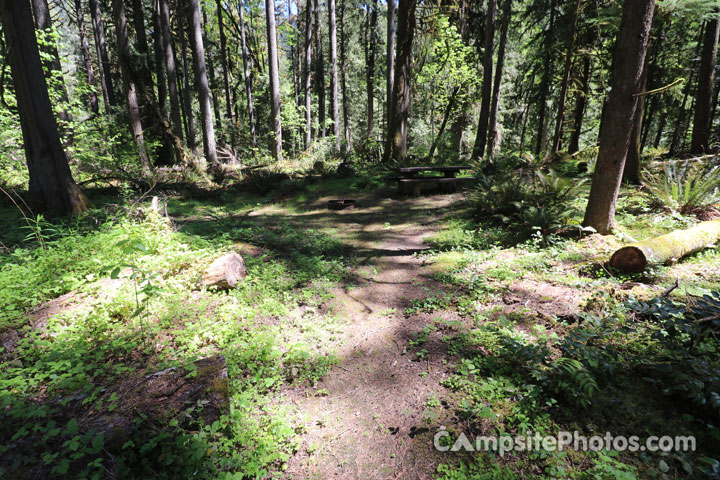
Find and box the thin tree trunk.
[584,0,655,233]
[328,0,340,150]
[89,0,116,112]
[429,86,459,159]
[179,0,197,152]
[691,15,720,153]
[266,0,283,160]
[0,0,87,215]
[550,0,581,159]
[487,0,511,158]
[314,0,326,138]
[112,0,152,176]
[152,0,167,115]
[217,0,234,126]
[75,0,99,114]
[201,5,223,136]
[384,0,417,162]
[303,0,313,148]
[239,0,257,146]
[623,43,651,185]
[366,0,378,138]
[340,0,350,152]
[386,0,395,146]
[472,0,496,159]
[187,0,220,174]
[160,0,184,147]
[568,56,590,154]
[534,0,556,156]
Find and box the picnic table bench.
[389,166,476,196]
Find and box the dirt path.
[282,191,464,479]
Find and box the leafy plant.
[644,161,720,215]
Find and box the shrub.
[644,160,720,215]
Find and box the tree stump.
[201,253,247,290]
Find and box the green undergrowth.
[0,197,351,478]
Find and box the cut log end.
[609,246,648,273]
[201,253,247,290]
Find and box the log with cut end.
[609,219,720,273]
[201,253,247,289]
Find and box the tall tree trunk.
[187,0,220,174]
[623,37,651,185]
[534,0,557,155]
[31,0,72,130]
[486,0,511,158]
[266,0,283,160]
[314,0,326,138]
[0,0,87,215]
[217,0,234,126]
[179,0,197,152]
[583,0,655,234]
[238,0,257,147]
[340,0,350,152]
[328,0,340,150]
[472,0,496,159]
[89,0,116,112]
[152,0,167,115]
[303,0,313,149]
[160,0,184,147]
[201,5,223,136]
[75,0,99,114]
[568,56,590,154]
[670,26,704,154]
[112,0,152,176]
[384,0,417,162]
[366,0,378,138]
[691,14,720,153]
[550,0,581,159]
[386,0,395,145]
[429,86,459,159]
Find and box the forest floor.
[2,174,720,478]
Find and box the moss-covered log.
[609,219,720,272]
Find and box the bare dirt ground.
[280,191,464,479]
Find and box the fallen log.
[201,253,247,290]
[609,219,720,273]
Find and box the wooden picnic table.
[389,165,475,196]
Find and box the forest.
[1,0,720,477]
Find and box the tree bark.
[583,0,655,234]
[266,0,283,160]
[303,0,313,148]
[691,14,720,153]
[152,0,167,116]
[366,0,378,139]
[179,0,197,152]
[187,0,220,173]
[0,0,87,215]
[75,0,99,114]
[486,0,511,158]
[113,0,152,176]
[534,0,556,156]
[472,0,496,159]
[89,0,116,112]
[328,0,340,150]
[201,5,223,137]
[386,0,395,146]
[314,0,326,138]
[384,0,417,162]
[568,56,590,154]
[217,0,234,127]
[623,41,651,185]
[550,0,581,159]
[238,1,257,147]
[340,0,350,152]
[160,0,184,148]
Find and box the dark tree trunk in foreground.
[314,0,326,138]
[32,0,72,128]
[187,0,220,173]
[328,0,340,150]
[152,0,167,115]
[386,0,395,145]
[75,0,99,114]
[487,0,511,158]
[568,56,590,154]
[89,0,116,112]
[385,0,417,162]
[238,1,256,146]
[0,0,87,215]
[691,14,720,153]
[266,0,283,160]
[113,0,151,175]
[366,0,378,138]
[160,0,184,145]
[304,0,313,148]
[340,0,350,152]
[623,44,651,185]
[583,0,655,234]
[472,0,496,159]
[550,0,581,159]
